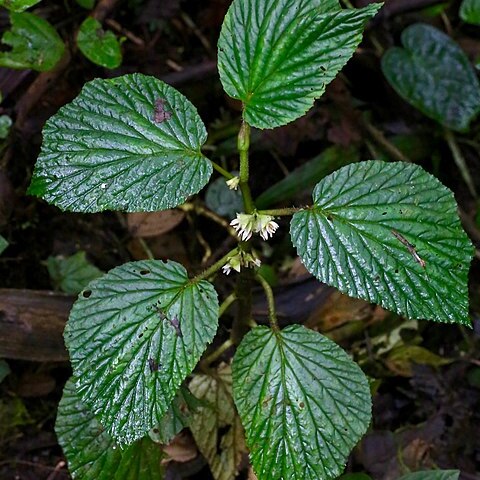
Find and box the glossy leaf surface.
[77,17,122,69]
[56,377,165,480]
[190,365,246,480]
[28,74,212,212]
[0,12,65,71]
[218,0,380,129]
[0,0,41,12]
[382,23,480,131]
[65,259,219,445]
[233,325,371,480]
[290,161,473,324]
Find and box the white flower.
[221,251,261,275]
[230,213,279,241]
[226,176,240,190]
[230,213,255,241]
[222,264,231,275]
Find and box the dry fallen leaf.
[127,210,185,238]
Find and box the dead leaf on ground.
[127,210,185,238]
[162,431,198,464]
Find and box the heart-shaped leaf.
[290,161,472,325]
[233,325,371,480]
[218,0,381,129]
[56,377,165,480]
[28,74,212,212]
[65,259,219,445]
[0,12,65,71]
[381,23,480,132]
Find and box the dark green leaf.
[28,74,212,212]
[460,0,480,25]
[0,235,8,255]
[76,0,95,8]
[256,146,359,209]
[290,161,473,324]
[190,365,246,480]
[56,377,165,480]
[0,0,41,12]
[233,325,371,480]
[77,17,122,69]
[218,0,381,129]
[397,471,460,480]
[205,173,243,219]
[0,12,65,71]
[47,251,103,294]
[65,259,219,444]
[381,23,480,132]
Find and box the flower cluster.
[230,212,279,241]
[222,251,261,275]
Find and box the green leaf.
[0,115,12,139]
[256,145,359,209]
[28,73,212,212]
[65,259,219,445]
[47,251,103,294]
[56,377,165,480]
[233,325,371,480]
[77,17,122,69]
[0,12,65,71]
[290,161,473,325]
[0,0,41,12]
[190,364,246,480]
[205,173,243,219]
[76,0,95,8]
[381,23,480,132]
[148,387,192,445]
[397,471,460,480]
[460,0,480,25]
[218,0,381,129]
[0,235,8,255]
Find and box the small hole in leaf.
[153,428,159,433]
[140,270,150,275]
[83,290,92,298]
[139,333,143,338]
[382,211,387,215]
[395,269,399,274]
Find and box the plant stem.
[238,120,255,213]
[200,338,234,368]
[444,129,478,199]
[232,266,254,344]
[211,160,234,179]
[191,248,238,282]
[255,274,279,331]
[219,292,237,317]
[258,207,304,216]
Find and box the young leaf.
[47,251,103,294]
[233,325,371,480]
[77,17,122,69]
[381,24,480,132]
[397,471,460,480]
[217,0,381,129]
[460,0,480,25]
[28,74,212,212]
[189,364,246,480]
[0,12,65,71]
[64,259,219,445]
[56,377,165,480]
[290,161,473,325]
[0,0,41,12]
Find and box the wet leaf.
[64,259,219,445]
[233,325,371,480]
[218,0,381,129]
[382,23,480,131]
[189,364,246,480]
[56,377,165,480]
[0,12,65,71]
[290,161,473,324]
[28,74,212,213]
[77,17,122,69]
